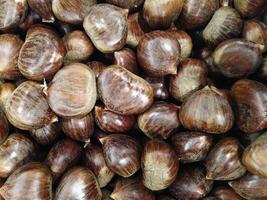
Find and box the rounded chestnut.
[143,0,183,29]
[111,177,155,200]
[47,63,97,118]
[203,6,243,47]
[137,31,180,77]
[230,79,267,133]
[169,164,214,200]
[229,173,267,199]
[0,162,52,200]
[18,24,65,81]
[179,0,219,30]
[100,134,141,177]
[171,131,213,163]
[138,102,180,139]
[84,143,115,188]
[242,132,267,178]
[98,66,153,115]
[83,4,128,53]
[95,106,135,133]
[61,113,94,142]
[179,86,234,134]
[52,0,97,24]
[212,39,262,78]
[45,138,81,179]
[0,83,16,111]
[169,58,208,102]
[0,0,28,32]
[0,134,35,178]
[114,48,139,74]
[5,81,57,131]
[27,0,54,22]
[205,137,246,180]
[144,77,169,100]
[142,139,179,191]
[0,34,23,80]
[63,30,94,65]
[171,30,193,58]
[54,166,102,200]
[106,0,144,12]
[234,0,267,18]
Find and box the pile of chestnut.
[0,0,267,199]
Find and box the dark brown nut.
[137,31,180,77]
[144,77,169,100]
[143,0,183,29]
[98,66,154,115]
[212,186,244,200]
[83,4,128,53]
[61,113,94,142]
[95,106,135,133]
[203,6,243,47]
[52,0,97,24]
[100,134,141,177]
[84,143,115,188]
[169,58,208,102]
[47,63,97,118]
[242,132,267,178]
[179,86,234,134]
[87,61,107,78]
[212,39,262,78]
[0,110,9,144]
[205,137,246,181]
[170,30,193,58]
[0,0,28,32]
[114,48,139,74]
[229,173,267,199]
[231,79,267,133]
[0,34,23,80]
[5,81,57,131]
[27,0,54,22]
[18,24,65,81]
[171,131,213,163]
[179,0,219,30]
[138,102,180,139]
[142,139,179,191]
[169,164,214,200]
[54,167,102,200]
[63,30,94,65]
[0,162,52,200]
[234,0,267,18]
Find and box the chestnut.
[169,164,214,200]
[52,0,97,24]
[143,0,183,29]
[114,48,139,74]
[0,82,16,111]
[0,0,28,32]
[83,143,115,188]
[169,58,208,102]
[106,0,144,12]
[47,63,97,118]
[87,61,107,78]
[18,24,65,81]
[5,81,57,131]
[27,0,54,22]
[137,31,180,77]
[83,3,128,53]
[98,66,153,115]
[179,86,234,134]
[0,134,35,178]
[171,131,213,163]
[212,186,244,200]
[19,10,42,31]
[142,139,179,191]
[62,30,94,65]
[45,138,81,179]
[229,173,267,199]
[203,6,243,47]
[95,106,135,133]
[137,102,180,139]
[61,113,94,142]
[230,79,267,133]
[205,137,246,180]
[54,166,102,200]
[144,77,169,100]
[171,30,193,58]
[100,134,141,177]
[242,20,267,52]
[234,0,267,18]
[179,0,219,30]
[212,39,262,78]
[111,177,155,200]
[0,34,23,80]
[242,132,267,178]
[0,110,9,144]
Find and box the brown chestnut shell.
[234,0,267,18]
[27,0,54,22]
[0,83,16,111]
[144,77,169,100]
[106,0,144,12]
[0,110,9,144]
[212,186,244,200]
[171,30,193,58]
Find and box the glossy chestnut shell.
[171,30,193,58]
[144,77,169,100]
[98,65,153,115]
[234,0,267,18]
[106,0,144,12]
[212,186,244,200]
[114,48,139,74]
[27,0,54,22]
